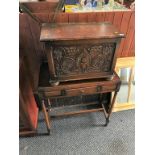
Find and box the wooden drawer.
[38,63,121,100]
[44,84,117,98]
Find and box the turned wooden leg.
[41,100,51,135]
[109,91,118,117]
[127,68,134,102]
[104,91,118,126]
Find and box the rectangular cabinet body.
[40,22,125,83]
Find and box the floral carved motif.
[52,43,116,76]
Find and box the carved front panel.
[52,43,116,77]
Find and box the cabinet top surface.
[40,22,125,41]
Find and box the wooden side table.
[36,63,121,132]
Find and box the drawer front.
[44,84,116,98]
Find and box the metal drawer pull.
[61,89,67,96]
[96,86,102,92]
[79,89,84,95]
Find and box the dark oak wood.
[19,2,134,133]
[41,100,50,134]
[38,63,121,93]
[40,22,124,83]
[19,12,134,79]
[40,22,124,41]
[37,63,121,128]
[50,108,104,117]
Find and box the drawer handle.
[79,89,84,95]
[61,89,67,96]
[96,86,102,92]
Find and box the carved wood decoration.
[40,23,124,82]
[52,43,116,76]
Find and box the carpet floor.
[19,109,135,155]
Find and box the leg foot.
[47,129,50,135]
[104,118,109,127]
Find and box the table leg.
[105,118,109,127]
[104,91,118,126]
[41,100,51,135]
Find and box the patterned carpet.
[19,109,135,155]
